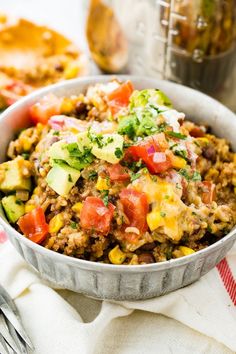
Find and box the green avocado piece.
[0,159,31,192]
[46,163,80,196]
[130,89,172,110]
[91,133,124,164]
[2,195,25,223]
[48,132,93,171]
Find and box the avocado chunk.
[0,159,31,192]
[48,132,93,170]
[2,195,25,223]
[46,163,80,196]
[130,89,172,109]
[91,133,124,164]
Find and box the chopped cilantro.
[52,158,66,166]
[21,152,30,160]
[174,149,188,160]
[170,143,178,150]
[179,169,202,182]
[166,131,187,139]
[192,211,197,215]
[68,174,73,182]
[123,142,132,148]
[53,131,60,136]
[192,171,202,181]
[115,147,123,158]
[63,142,94,170]
[157,122,167,133]
[179,168,190,181]
[101,190,109,206]
[15,199,23,205]
[70,221,78,229]
[207,225,213,233]
[118,115,138,139]
[107,137,114,144]
[160,211,166,217]
[66,143,82,155]
[151,175,158,182]
[88,171,98,180]
[149,104,163,113]
[130,172,141,182]
[88,129,104,148]
[142,167,149,174]
[164,195,170,200]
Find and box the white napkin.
[0,238,235,354]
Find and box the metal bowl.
[0,76,235,300]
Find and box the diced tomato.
[201,181,216,204]
[80,197,115,235]
[107,81,134,115]
[18,207,49,244]
[189,127,205,138]
[107,164,130,182]
[128,134,172,174]
[29,94,61,125]
[119,188,148,233]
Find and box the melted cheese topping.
[132,173,186,241]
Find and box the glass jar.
[86,0,236,111]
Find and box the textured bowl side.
[8,228,236,300]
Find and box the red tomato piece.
[29,94,61,125]
[119,188,148,233]
[80,197,115,235]
[107,164,130,182]
[107,81,134,115]
[189,127,205,138]
[201,181,216,204]
[18,207,49,244]
[128,134,172,174]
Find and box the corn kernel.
[196,137,209,144]
[61,98,74,114]
[36,123,44,133]
[147,211,163,231]
[21,137,32,152]
[179,246,195,256]
[96,176,110,191]
[49,213,64,234]
[72,202,83,214]
[108,245,126,265]
[171,155,187,169]
[25,203,36,213]
[33,187,40,195]
[64,64,79,79]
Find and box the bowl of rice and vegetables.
[0,76,235,299]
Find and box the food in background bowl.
[0,15,87,109]
[0,79,235,265]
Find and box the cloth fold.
[0,240,235,354]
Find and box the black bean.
[75,102,87,115]
[202,145,216,161]
[140,242,156,251]
[138,253,155,264]
[54,63,64,72]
